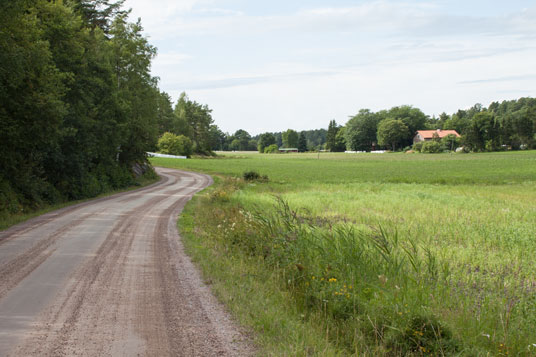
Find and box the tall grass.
[159,151,536,355]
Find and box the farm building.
[413,129,460,144]
[278,148,299,153]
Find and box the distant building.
[278,148,299,153]
[413,129,460,144]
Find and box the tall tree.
[174,93,214,154]
[377,119,409,151]
[257,132,276,153]
[378,106,427,147]
[332,127,347,152]
[326,120,340,151]
[71,0,128,34]
[282,129,299,148]
[111,15,158,166]
[155,91,175,136]
[298,132,308,152]
[232,129,252,151]
[345,109,380,151]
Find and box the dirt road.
[0,168,253,356]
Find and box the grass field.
[152,151,536,355]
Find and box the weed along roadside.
[153,151,536,355]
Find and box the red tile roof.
[416,129,460,139]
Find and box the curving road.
[0,168,253,356]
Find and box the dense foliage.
[157,132,193,157]
[342,100,536,152]
[0,0,160,216]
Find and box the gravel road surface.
[0,168,254,356]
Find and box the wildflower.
[329,278,337,283]
[311,276,316,280]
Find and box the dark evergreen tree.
[298,132,308,152]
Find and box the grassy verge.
[159,151,536,355]
[180,177,344,355]
[0,169,160,231]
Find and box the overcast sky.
[124,0,536,135]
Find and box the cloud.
[459,74,536,85]
[170,70,339,90]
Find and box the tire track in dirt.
[0,212,95,301]
[8,168,254,356]
[0,175,167,246]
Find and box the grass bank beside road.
[153,151,536,355]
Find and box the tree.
[174,92,214,154]
[332,127,346,152]
[326,120,341,151]
[298,132,308,152]
[232,129,252,151]
[377,119,409,151]
[379,106,428,148]
[72,0,128,34]
[282,129,299,148]
[258,132,276,153]
[110,15,158,166]
[345,109,380,151]
[441,134,460,152]
[155,91,175,136]
[207,125,226,151]
[463,112,499,151]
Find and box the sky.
[124,0,536,135]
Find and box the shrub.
[264,144,279,153]
[157,132,193,157]
[421,141,441,153]
[388,315,459,355]
[243,170,260,181]
[243,170,268,182]
[412,141,423,152]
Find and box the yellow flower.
[329,278,337,283]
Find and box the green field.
[152,151,536,355]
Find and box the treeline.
[212,97,535,155]
[327,98,536,153]
[177,128,327,153]
[0,0,163,215]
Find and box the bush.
[264,144,279,153]
[441,134,460,152]
[412,141,423,152]
[157,132,193,157]
[243,170,268,182]
[388,315,459,355]
[421,141,442,153]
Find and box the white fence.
[147,152,187,159]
